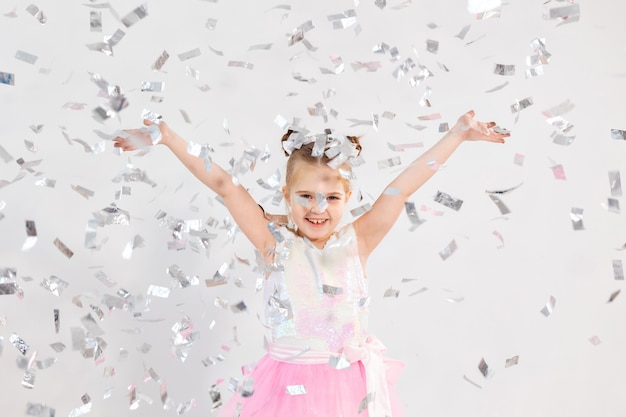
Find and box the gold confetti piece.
[570,207,584,230]
[540,295,556,317]
[505,355,519,368]
[53,238,74,258]
[613,260,624,280]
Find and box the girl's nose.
[311,193,327,213]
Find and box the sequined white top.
[264,223,370,352]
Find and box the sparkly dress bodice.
[264,223,370,353]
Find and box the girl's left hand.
[454,110,511,144]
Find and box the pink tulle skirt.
[217,354,405,417]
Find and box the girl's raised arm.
[113,120,276,257]
[353,110,510,262]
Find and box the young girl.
[113,110,509,417]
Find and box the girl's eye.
[327,195,339,201]
[300,194,312,199]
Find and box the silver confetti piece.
[384,287,399,298]
[426,39,439,54]
[206,18,217,30]
[286,385,307,395]
[439,240,458,260]
[26,4,46,24]
[434,191,463,211]
[350,203,372,217]
[322,284,343,296]
[494,63,515,76]
[552,134,575,146]
[41,275,69,296]
[15,50,38,65]
[26,403,55,417]
[178,48,201,61]
[547,116,574,133]
[609,171,622,196]
[22,367,36,389]
[140,81,165,92]
[35,177,56,188]
[570,207,584,230]
[478,358,494,378]
[328,355,351,370]
[228,61,254,70]
[455,24,471,39]
[22,220,38,251]
[548,3,580,21]
[89,11,102,33]
[525,66,544,78]
[608,289,621,303]
[613,260,624,281]
[405,202,426,230]
[0,144,13,162]
[488,194,510,215]
[54,308,60,333]
[505,356,519,368]
[358,392,375,413]
[589,336,601,346]
[540,295,556,317]
[485,81,509,93]
[121,3,148,27]
[147,285,170,298]
[607,198,620,214]
[463,374,482,389]
[208,386,222,409]
[377,156,401,169]
[510,97,533,113]
[611,129,626,140]
[10,333,29,355]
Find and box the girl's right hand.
[113,119,166,152]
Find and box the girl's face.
[284,161,351,249]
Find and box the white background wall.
[1,1,625,416]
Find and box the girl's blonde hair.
[280,130,362,192]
